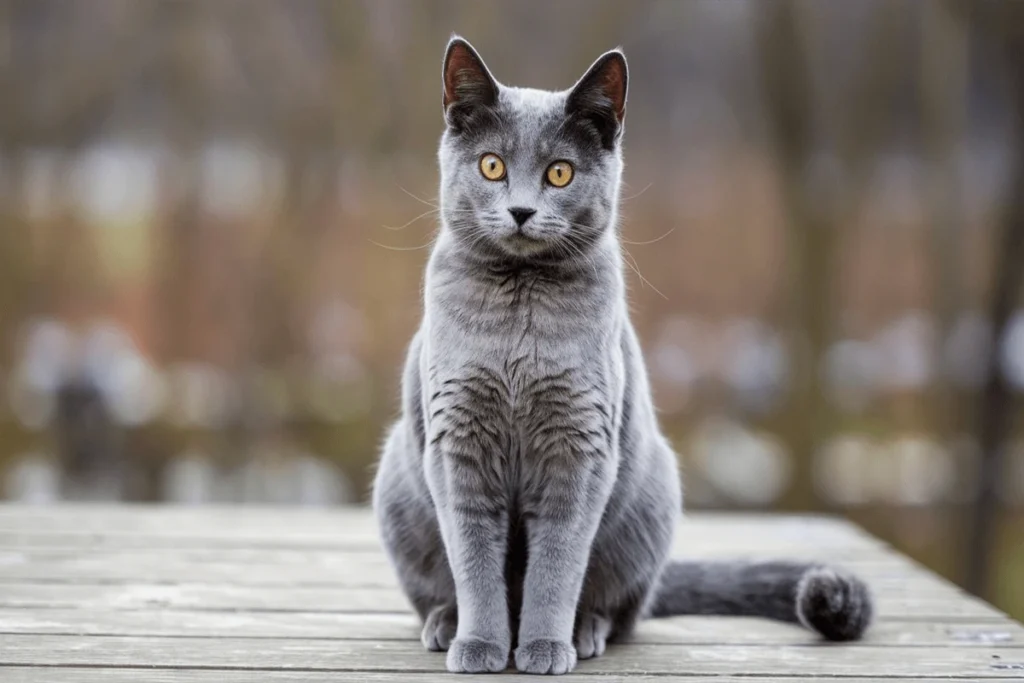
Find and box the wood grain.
[0,608,1020,645]
[0,547,959,589]
[6,673,1024,683]
[0,505,1019,680]
[2,635,1024,676]
[0,581,1004,619]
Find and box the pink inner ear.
[444,46,478,108]
[599,58,627,120]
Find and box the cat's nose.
[508,207,536,227]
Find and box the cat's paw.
[796,566,874,641]
[574,613,612,660]
[421,604,457,652]
[446,637,508,673]
[515,638,577,675]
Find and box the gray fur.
[372,36,873,675]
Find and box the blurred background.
[0,0,1021,619]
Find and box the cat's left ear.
[566,49,628,149]
[442,36,499,131]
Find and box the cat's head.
[437,36,627,264]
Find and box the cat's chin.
[450,231,582,267]
[499,233,552,257]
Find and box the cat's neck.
[425,229,626,316]
[430,229,622,284]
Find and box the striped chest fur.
[422,256,624,498]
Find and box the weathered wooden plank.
[7,672,1023,683]
[0,506,870,536]
[0,544,905,570]
[0,608,1020,646]
[1,635,1022,677]
[1,506,1018,681]
[0,528,880,552]
[0,571,971,609]
[0,547,957,591]
[0,530,386,550]
[0,506,883,549]
[0,581,1005,620]
[0,507,376,538]
[0,531,896,559]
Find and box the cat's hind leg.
[574,612,612,660]
[422,603,458,651]
[373,423,458,649]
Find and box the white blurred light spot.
[201,141,275,218]
[167,363,235,429]
[815,435,874,505]
[225,446,350,504]
[308,300,368,356]
[872,311,936,391]
[80,321,165,427]
[292,453,354,506]
[652,344,698,387]
[823,339,879,412]
[1000,311,1024,391]
[105,354,167,426]
[722,318,788,414]
[162,451,217,504]
[307,355,370,422]
[4,453,60,504]
[886,435,955,506]
[72,144,158,224]
[650,316,708,413]
[17,318,74,394]
[691,418,791,505]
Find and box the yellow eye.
[479,153,506,181]
[546,161,574,187]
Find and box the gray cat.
[372,36,872,675]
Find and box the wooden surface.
[0,505,1021,681]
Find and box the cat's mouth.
[501,230,551,256]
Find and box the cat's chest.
[422,339,619,464]
[421,255,623,459]
[429,351,595,414]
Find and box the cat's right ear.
[566,49,628,150]
[442,36,499,131]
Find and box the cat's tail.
[649,561,873,641]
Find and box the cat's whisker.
[620,182,653,202]
[554,236,601,280]
[382,208,441,231]
[562,218,670,292]
[621,227,675,246]
[566,220,605,235]
[577,244,602,280]
[398,185,441,208]
[455,224,498,255]
[549,238,578,267]
[388,207,483,236]
[368,234,438,251]
[621,246,669,300]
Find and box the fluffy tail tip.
[796,566,873,641]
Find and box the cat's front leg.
[515,459,614,675]
[428,446,511,674]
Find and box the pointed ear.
[566,50,628,149]
[442,36,499,131]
